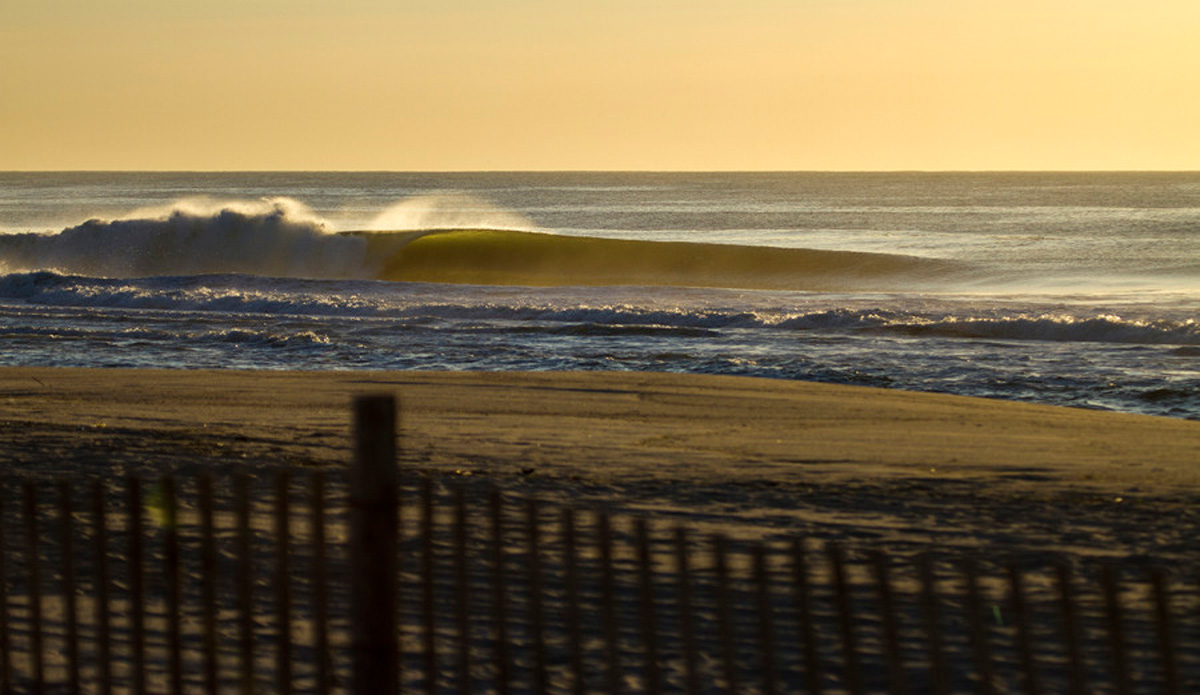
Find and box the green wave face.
[356,229,962,291]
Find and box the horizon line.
[4,168,1200,175]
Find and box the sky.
[2,0,1198,171]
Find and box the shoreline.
[3,366,1199,559]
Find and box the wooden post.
[350,395,399,695]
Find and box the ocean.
[1,172,1197,419]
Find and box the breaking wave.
[364,228,961,290]
[0,198,374,280]
[0,197,962,291]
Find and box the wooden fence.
[0,395,1197,694]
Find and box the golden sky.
[2,0,1197,170]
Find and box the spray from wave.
[119,196,331,229]
[364,193,536,232]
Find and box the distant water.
[1,172,1197,419]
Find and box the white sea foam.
[0,198,372,280]
[2,271,1196,347]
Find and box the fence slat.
[489,487,513,695]
[197,475,218,695]
[791,539,822,695]
[871,550,909,695]
[454,486,471,695]
[419,477,437,695]
[0,494,9,695]
[712,534,738,695]
[526,497,548,695]
[1007,562,1041,695]
[234,474,254,695]
[0,491,8,695]
[636,518,661,695]
[597,509,622,695]
[963,558,997,695]
[91,482,113,695]
[23,482,44,695]
[57,482,81,695]
[275,470,293,695]
[919,554,949,695]
[674,527,700,695]
[1055,560,1088,695]
[162,477,183,695]
[827,542,862,695]
[1101,564,1133,695]
[126,476,146,695]
[753,544,779,695]
[310,472,331,695]
[563,507,586,695]
[1151,566,1182,695]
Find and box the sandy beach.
[3,366,1198,562]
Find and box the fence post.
[350,394,399,695]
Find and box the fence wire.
[0,470,1198,695]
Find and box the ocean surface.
[1,172,1197,419]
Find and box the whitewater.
[1,172,1197,419]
